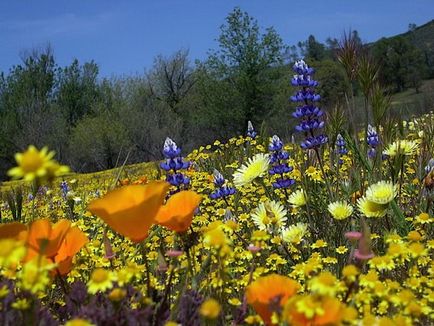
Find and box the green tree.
[69,112,131,171]
[147,49,196,113]
[205,7,285,128]
[56,59,100,125]
[373,37,427,92]
[304,35,327,61]
[0,47,59,179]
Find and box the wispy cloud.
[0,12,114,39]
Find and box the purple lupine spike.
[366,125,379,159]
[291,60,328,150]
[210,169,236,200]
[160,137,190,189]
[246,120,257,139]
[268,135,295,189]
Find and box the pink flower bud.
[247,244,261,253]
[166,249,184,257]
[345,231,362,242]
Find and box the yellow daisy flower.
[7,145,55,181]
[288,189,307,207]
[311,239,328,249]
[365,181,397,204]
[383,140,418,157]
[357,197,388,218]
[282,223,308,245]
[327,201,353,220]
[199,298,221,319]
[233,153,270,187]
[87,268,115,294]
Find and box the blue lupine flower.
[336,134,348,155]
[268,135,295,189]
[367,125,379,159]
[210,169,236,199]
[60,181,69,198]
[160,137,190,188]
[291,60,328,150]
[335,134,348,165]
[246,121,257,139]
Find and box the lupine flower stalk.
[160,137,190,190]
[210,169,236,200]
[335,134,348,165]
[246,121,257,139]
[366,124,379,159]
[268,135,295,189]
[291,60,328,150]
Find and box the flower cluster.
[160,137,191,189]
[268,135,295,189]
[291,60,327,150]
[2,70,434,326]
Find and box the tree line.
[0,8,431,180]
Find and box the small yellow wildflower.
[108,288,127,302]
[65,319,95,326]
[0,285,9,299]
[11,298,30,310]
[18,258,55,294]
[199,298,221,319]
[311,239,327,249]
[309,271,338,296]
[415,212,432,224]
[407,230,422,242]
[336,246,348,254]
[342,265,359,282]
[87,268,115,294]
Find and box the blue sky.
[1,1,433,77]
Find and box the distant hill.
[396,19,434,50]
[373,19,434,77]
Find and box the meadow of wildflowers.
[1,59,434,326]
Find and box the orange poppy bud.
[88,181,170,242]
[155,191,202,233]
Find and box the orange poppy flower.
[155,191,202,233]
[0,222,27,239]
[283,295,345,326]
[24,219,71,260]
[55,226,88,275]
[246,274,300,325]
[88,181,170,242]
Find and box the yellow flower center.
[21,150,44,172]
[91,269,109,283]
